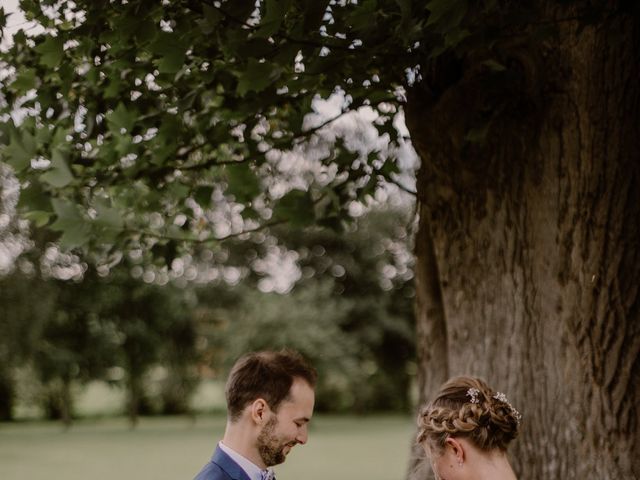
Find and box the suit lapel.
[212,446,252,480]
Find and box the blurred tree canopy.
[0,205,416,422]
[0,262,200,424]
[199,208,416,412]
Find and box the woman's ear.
[444,437,465,465]
[250,398,269,424]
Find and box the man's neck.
[222,421,266,469]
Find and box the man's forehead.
[281,380,314,409]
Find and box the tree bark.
[406,3,640,479]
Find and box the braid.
[417,376,520,452]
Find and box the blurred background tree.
[198,206,416,413]
[0,191,417,424]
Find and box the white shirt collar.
[219,441,272,480]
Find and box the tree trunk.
[44,378,73,429]
[126,371,142,429]
[406,4,639,479]
[0,366,14,421]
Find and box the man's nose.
[296,426,308,444]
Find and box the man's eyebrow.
[295,417,311,423]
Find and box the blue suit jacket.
[194,446,252,480]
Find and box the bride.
[416,376,521,480]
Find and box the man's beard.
[257,416,296,466]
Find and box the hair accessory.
[467,387,480,404]
[493,392,522,423]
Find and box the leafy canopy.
[0,0,502,258]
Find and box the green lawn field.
[0,414,416,480]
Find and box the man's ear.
[444,437,465,464]
[250,398,269,424]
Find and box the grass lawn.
[0,414,416,480]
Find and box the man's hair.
[225,350,317,421]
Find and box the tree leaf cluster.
[1,0,595,262]
[0,0,439,258]
[0,266,199,423]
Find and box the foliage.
[0,0,461,258]
[0,0,429,415]
[88,268,200,422]
[0,263,200,422]
[0,206,415,419]
[2,0,613,263]
[196,206,416,412]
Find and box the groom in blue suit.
[194,350,317,480]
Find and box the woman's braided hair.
[417,376,520,453]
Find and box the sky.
[1,0,37,51]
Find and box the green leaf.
[134,18,157,45]
[113,133,134,156]
[482,59,506,72]
[50,198,91,249]
[167,181,190,200]
[34,36,64,68]
[57,62,74,94]
[236,58,282,96]
[104,77,122,99]
[396,0,412,21]
[426,0,468,31]
[198,4,222,34]
[226,163,261,202]
[194,186,214,207]
[256,0,292,38]
[149,32,187,74]
[41,149,74,188]
[4,130,36,171]
[23,210,53,228]
[151,115,181,164]
[273,189,315,227]
[94,198,124,240]
[225,0,256,23]
[0,120,10,143]
[395,0,416,43]
[232,38,276,60]
[12,68,38,92]
[35,125,53,145]
[445,27,471,48]
[17,181,50,212]
[158,47,186,74]
[301,0,330,31]
[348,0,378,32]
[50,126,71,153]
[107,103,137,134]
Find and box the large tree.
[1,1,638,478]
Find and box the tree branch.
[144,111,350,177]
[381,174,417,196]
[127,218,287,245]
[300,111,348,137]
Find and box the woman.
[416,376,521,480]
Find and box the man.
[194,350,317,480]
